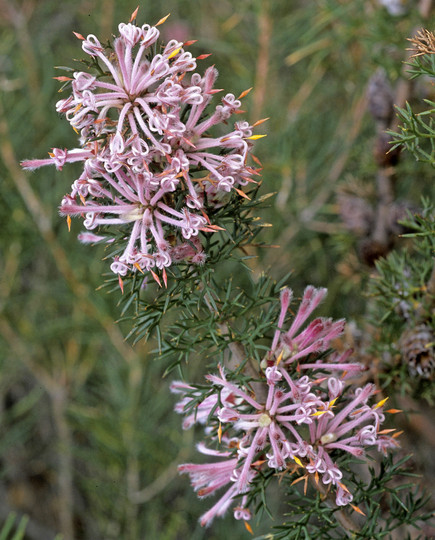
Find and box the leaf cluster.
[257,455,433,540]
[368,200,435,400]
[99,186,273,345]
[389,54,435,166]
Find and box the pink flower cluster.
[22,13,262,285]
[172,287,399,527]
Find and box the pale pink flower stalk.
[267,286,363,375]
[178,441,254,528]
[22,11,263,285]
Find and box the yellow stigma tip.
[276,349,284,366]
[329,397,338,408]
[66,215,71,232]
[374,397,389,409]
[293,456,303,468]
[246,134,267,140]
[167,47,181,60]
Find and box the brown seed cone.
[399,323,435,379]
[358,237,391,266]
[338,193,374,236]
[367,68,394,124]
[373,132,401,168]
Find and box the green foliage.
[390,100,435,166]
[258,455,433,540]
[368,201,435,401]
[0,515,29,540]
[390,53,435,166]
[370,201,435,326]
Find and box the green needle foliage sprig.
[262,455,432,540]
[368,199,435,401]
[389,29,435,166]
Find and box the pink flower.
[21,13,263,284]
[208,365,323,492]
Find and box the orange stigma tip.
[155,13,170,26]
[238,87,253,100]
[181,137,196,148]
[338,482,350,492]
[183,40,197,47]
[392,430,404,438]
[197,53,212,60]
[53,76,73,82]
[73,31,85,40]
[66,215,71,232]
[386,409,402,414]
[200,209,211,225]
[207,88,224,94]
[350,505,366,517]
[133,263,144,274]
[250,154,262,166]
[276,349,284,365]
[130,6,139,22]
[244,521,253,535]
[252,117,270,127]
[150,270,162,287]
[234,188,251,200]
[118,275,124,294]
[312,377,328,385]
[378,428,396,435]
[162,268,168,288]
[218,422,222,443]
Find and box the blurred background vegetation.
[0,0,434,538]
